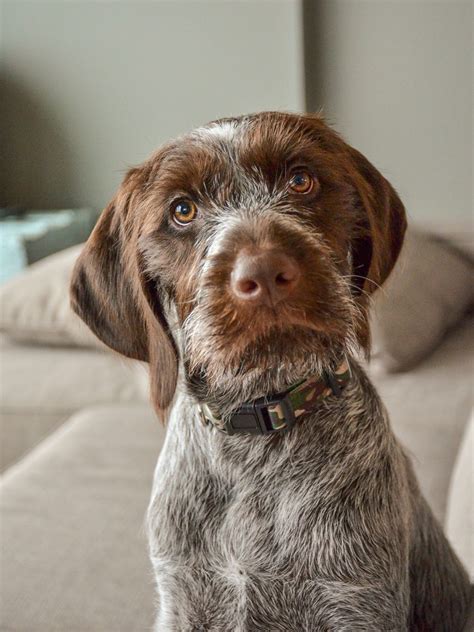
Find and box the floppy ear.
[303,114,406,296]
[348,147,407,296]
[70,167,179,414]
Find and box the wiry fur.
[70,112,471,630]
[148,365,468,631]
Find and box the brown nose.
[230,250,301,307]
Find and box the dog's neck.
[171,360,389,465]
[183,345,355,435]
[198,360,351,436]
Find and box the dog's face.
[71,112,406,415]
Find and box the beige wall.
[0,0,304,209]
[304,0,472,229]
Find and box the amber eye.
[172,199,197,225]
[289,170,315,194]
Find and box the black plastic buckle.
[225,389,296,436]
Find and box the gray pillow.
[370,227,474,372]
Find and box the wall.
[2,0,472,228]
[304,0,472,229]
[0,0,304,210]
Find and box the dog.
[71,112,470,631]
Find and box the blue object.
[0,209,98,284]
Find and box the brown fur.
[71,112,406,413]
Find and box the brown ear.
[348,147,407,296]
[70,168,178,413]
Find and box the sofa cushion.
[0,335,148,470]
[0,410,69,474]
[0,336,147,414]
[370,315,474,523]
[0,404,164,632]
[371,227,474,373]
[0,244,99,348]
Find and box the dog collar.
[199,361,351,436]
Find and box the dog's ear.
[348,147,407,296]
[70,166,179,414]
[70,179,147,361]
[303,114,406,295]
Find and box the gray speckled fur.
[141,118,470,631]
[147,361,470,631]
[71,113,470,630]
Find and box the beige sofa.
[1,228,472,631]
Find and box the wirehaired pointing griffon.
[71,112,470,631]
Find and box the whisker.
[342,274,387,298]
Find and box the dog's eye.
[172,199,197,225]
[289,170,315,194]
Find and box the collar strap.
[199,361,351,436]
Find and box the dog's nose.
[230,250,301,306]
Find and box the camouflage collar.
[199,361,351,436]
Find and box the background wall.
[304,0,472,229]
[1,0,472,230]
[0,0,304,209]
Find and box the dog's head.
[71,112,406,416]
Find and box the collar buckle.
[224,389,296,436]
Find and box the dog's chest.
[149,439,316,569]
[147,411,352,630]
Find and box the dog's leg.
[408,496,471,631]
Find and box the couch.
[1,226,472,631]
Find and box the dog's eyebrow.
[238,136,319,173]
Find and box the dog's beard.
[181,292,360,415]
[177,222,364,413]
